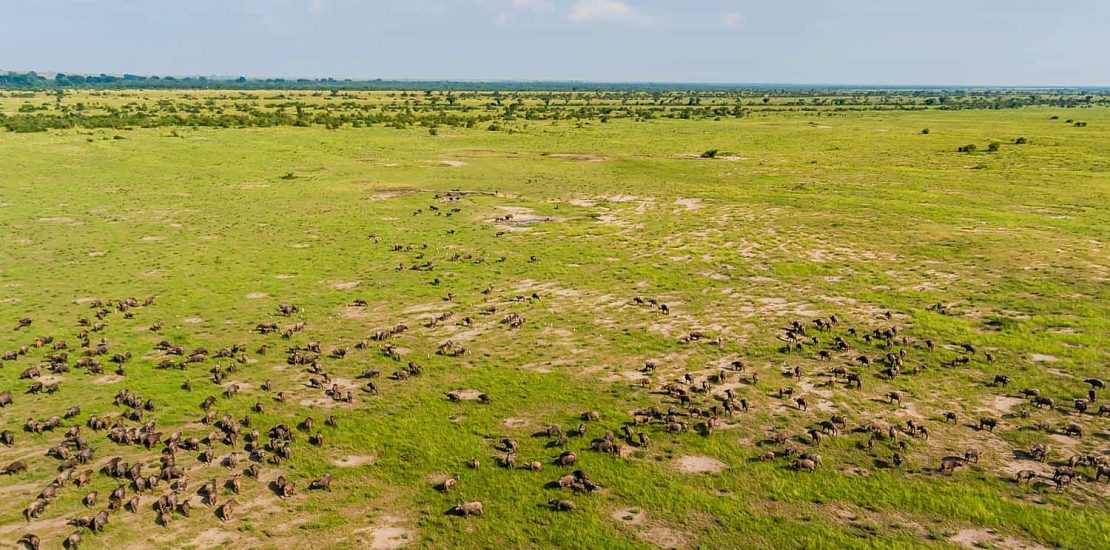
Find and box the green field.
[0,90,1107,549]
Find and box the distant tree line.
[3,71,1109,97]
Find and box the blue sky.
[1,0,1107,85]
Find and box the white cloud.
[494,0,554,24]
[722,12,745,30]
[568,0,662,27]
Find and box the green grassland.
[0,90,1107,549]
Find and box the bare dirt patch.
[37,216,78,223]
[300,397,343,408]
[440,160,466,167]
[503,417,531,429]
[92,375,125,385]
[638,526,689,549]
[334,454,376,467]
[949,528,1048,550]
[546,153,609,162]
[673,455,727,474]
[612,507,647,525]
[333,280,363,290]
[367,188,420,201]
[448,389,485,400]
[0,516,69,536]
[183,317,204,324]
[1030,354,1058,363]
[984,396,1025,415]
[193,527,236,549]
[245,292,269,299]
[342,306,369,319]
[88,251,106,257]
[355,514,417,549]
[673,198,703,211]
[140,235,165,241]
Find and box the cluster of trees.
[1,79,1106,132]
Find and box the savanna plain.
[0,89,1107,549]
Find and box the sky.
[1,0,1107,86]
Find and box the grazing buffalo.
[939,457,964,474]
[451,501,484,517]
[548,499,576,511]
[792,458,817,473]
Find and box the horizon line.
[2,69,1109,91]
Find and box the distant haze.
[1,0,1107,86]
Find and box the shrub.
[957,144,978,153]
[921,128,930,134]
[1014,137,1027,144]
[987,142,1001,153]
[700,149,718,159]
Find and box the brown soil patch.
[401,302,445,315]
[447,389,485,400]
[342,306,369,319]
[1030,354,1058,363]
[334,455,376,467]
[276,274,295,279]
[245,292,269,299]
[0,516,69,536]
[333,280,362,290]
[949,528,1048,550]
[88,251,106,257]
[547,153,609,162]
[37,216,77,223]
[367,188,420,201]
[140,235,165,241]
[673,455,727,474]
[299,397,342,408]
[355,514,416,549]
[673,198,703,211]
[193,527,236,549]
[183,317,204,324]
[612,507,647,525]
[638,526,688,549]
[92,375,125,385]
[440,160,466,167]
[503,417,531,428]
[984,396,1025,415]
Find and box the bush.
[1014,137,1027,144]
[957,144,977,153]
[700,149,718,159]
[987,142,1001,153]
[921,128,930,134]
